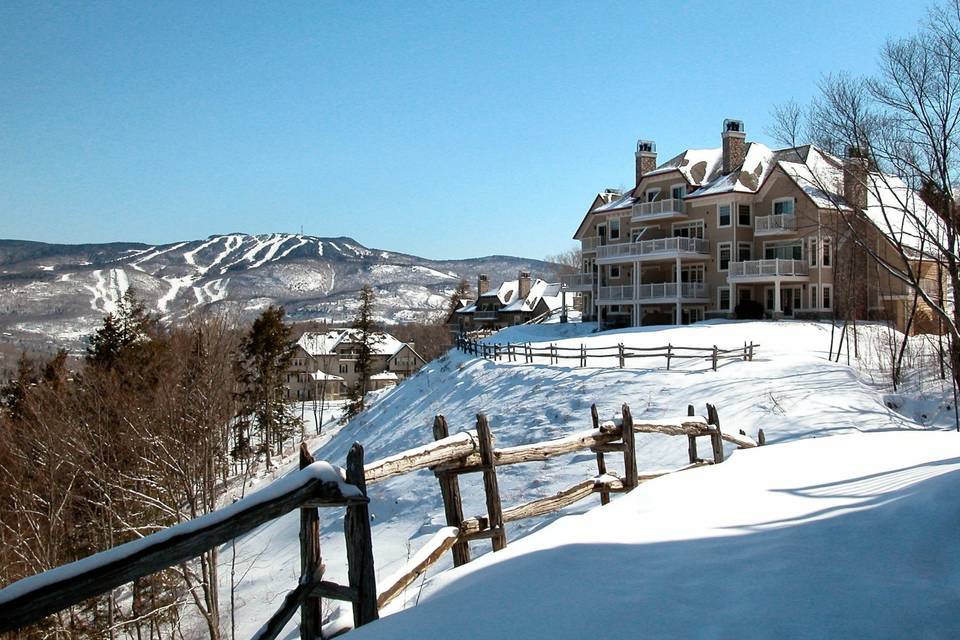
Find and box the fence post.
[743,340,748,362]
[618,343,625,369]
[712,345,718,371]
[581,344,586,367]
[476,414,507,551]
[749,341,755,361]
[344,443,378,628]
[686,404,698,464]
[706,404,725,463]
[298,444,322,640]
[666,343,673,370]
[621,404,639,489]
[432,415,470,566]
[591,404,610,505]
[758,428,766,446]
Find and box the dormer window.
[645,188,661,202]
[671,184,685,200]
[773,198,795,215]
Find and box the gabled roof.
[459,278,564,315]
[642,147,724,187]
[478,279,520,304]
[297,330,406,357]
[686,143,776,198]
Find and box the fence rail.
[632,197,686,219]
[456,335,758,371]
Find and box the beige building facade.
[564,120,943,333]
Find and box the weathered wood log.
[721,431,758,448]
[758,429,766,445]
[252,575,322,640]
[621,404,639,490]
[344,443,378,628]
[706,404,725,463]
[365,431,478,485]
[376,527,459,609]
[432,415,470,567]
[476,414,507,551]
[310,580,358,602]
[591,404,610,506]
[590,442,626,453]
[686,404,698,464]
[502,480,594,522]
[299,444,322,640]
[0,466,363,634]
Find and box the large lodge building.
[563,119,943,332]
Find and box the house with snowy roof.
[564,119,944,332]
[284,329,425,401]
[453,271,568,332]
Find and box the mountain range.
[0,233,557,357]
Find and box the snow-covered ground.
[349,430,960,639]
[212,320,955,638]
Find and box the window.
[645,188,661,202]
[822,284,833,309]
[718,286,731,311]
[822,238,832,267]
[718,242,732,271]
[671,184,685,200]
[809,237,818,267]
[631,227,648,243]
[674,264,704,284]
[354,363,361,373]
[597,224,607,246]
[610,218,620,240]
[718,204,732,227]
[673,220,704,238]
[339,364,348,374]
[737,242,752,262]
[764,240,803,260]
[773,198,795,215]
[738,204,751,226]
[610,266,621,279]
[687,307,704,323]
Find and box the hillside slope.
[219,320,954,639]
[0,234,554,353]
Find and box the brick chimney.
[635,140,657,185]
[477,274,489,296]
[518,271,531,300]
[843,145,869,210]
[721,119,746,175]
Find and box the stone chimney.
[635,140,657,185]
[477,274,489,296]
[843,145,869,210]
[721,119,746,175]
[518,271,532,300]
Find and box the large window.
[718,204,732,227]
[737,242,752,262]
[610,218,620,240]
[773,198,795,215]
[822,238,832,267]
[673,221,704,238]
[718,242,732,271]
[610,266,621,279]
[718,286,731,311]
[671,184,685,200]
[646,188,661,202]
[738,204,751,226]
[764,240,803,260]
[674,264,704,283]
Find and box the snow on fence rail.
[1,401,764,638]
[455,335,758,371]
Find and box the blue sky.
[0,1,931,260]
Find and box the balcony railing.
[597,282,708,302]
[632,198,686,219]
[560,273,595,289]
[637,282,707,300]
[755,214,797,234]
[596,236,710,261]
[728,259,809,279]
[473,310,500,320]
[581,236,602,252]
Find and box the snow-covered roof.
[297,330,406,357]
[478,279,520,305]
[309,371,344,382]
[369,371,399,382]
[686,143,776,198]
[465,278,564,315]
[645,147,724,187]
[591,190,637,213]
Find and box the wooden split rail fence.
[1,402,764,638]
[456,335,758,371]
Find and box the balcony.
[473,310,500,321]
[727,259,809,282]
[581,236,601,253]
[596,282,708,304]
[754,214,796,236]
[631,198,686,221]
[560,273,595,291]
[596,236,710,264]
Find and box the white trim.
[762,238,804,260]
[717,241,732,272]
[810,284,818,309]
[645,187,661,202]
[717,202,732,228]
[671,219,705,238]
[822,283,833,310]
[736,202,752,227]
[610,265,621,279]
[822,237,833,268]
[670,183,686,200]
[772,197,795,216]
[737,241,752,262]
[610,218,621,240]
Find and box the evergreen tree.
[0,353,35,423]
[86,289,158,370]
[447,279,472,317]
[345,285,383,418]
[235,306,301,467]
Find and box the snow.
[297,330,407,357]
[370,371,399,382]
[0,462,360,606]
[348,430,960,639]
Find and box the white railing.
[596,236,710,261]
[560,273,595,289]
[754,214,796,234]
[637,282,707,300]
[473,310,500,320]
[581,236,602,252]
[632,198,686,219]
[597,285,634,301]
[728,259,809,279]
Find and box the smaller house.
[284,329,426,401]
[453,271,569,332]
